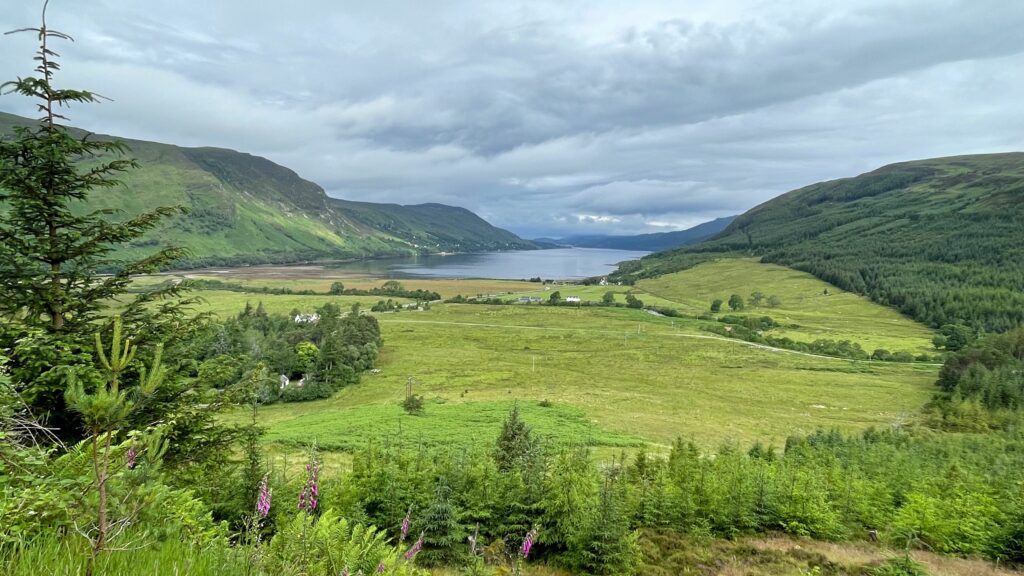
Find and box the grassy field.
[153,270,535,299]
[186,290,413,317]
[216,299,936,455]
[256,400,644,452]
[637,258,936,354]
[180,257,941,457]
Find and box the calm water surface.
[328,248,647,280]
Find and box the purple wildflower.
[400,506,411,541]
[125,446,138,469]
[376,562,386,573]
[520,527,538,559]
[339,570,348,576]
[404,533,424,561]
[256,474,272,518]
[298,457,320,513]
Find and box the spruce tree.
[570,461,641,575]
[0,12,187,333]
[493,405,545,553]
[494,403,535,472]
[421,479,462,566]
[0,6,190,432]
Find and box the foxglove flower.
[256,474,272,518]
[400,506,411,541]
[298,457,320,512]
[520,527,538,559]
[125,446,138,470]
[376,562,386,573]
[404,533,423,561]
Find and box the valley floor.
[181,257,940,457]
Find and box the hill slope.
[554,216,736,251]
[617,154,1024,332]
[0,112,536,268]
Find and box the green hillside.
[0,112,536,268]
[617,153,1024,332]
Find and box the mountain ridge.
[0,111,537,268]
[616,153,1024,332]
[549,216,736,251]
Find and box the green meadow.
[205,259,940,457]
[189,290,412,316]
[637,258,936,354]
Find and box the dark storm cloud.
[2,0,1023,236]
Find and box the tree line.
[612,160,1024,334]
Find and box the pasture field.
[184,257,942,457]
[186,290,412,317]
[214,293,937,454]
[637,258,936,354]
[154,269,535,299]
[496,283,682,308]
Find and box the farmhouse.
[566,296,581,303]
[516,296,543,304]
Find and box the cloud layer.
[2,0,1023,236]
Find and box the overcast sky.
[3,1,1024,237]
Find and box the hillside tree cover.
[927,327,1024,430]
[616,156,1024,333]
[0,110,538,268]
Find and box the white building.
[566,296,581,303]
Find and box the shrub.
[264,510,425,575]
[403,394,425,415]
[869,557,929,576]
[728,294,745,311]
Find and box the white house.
[566,296,581,303]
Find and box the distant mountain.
[0,112,536,268]
[551,216,736,251]
[529,238,567,249]
[617,154,1024,332]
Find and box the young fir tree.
[420,479,463,566]
[494,403,535,472]
[64,316,167,574]
[0,6,190,433]
[570,459,641,575]
[493,405,546,553]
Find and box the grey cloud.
[1,1,1023,237]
